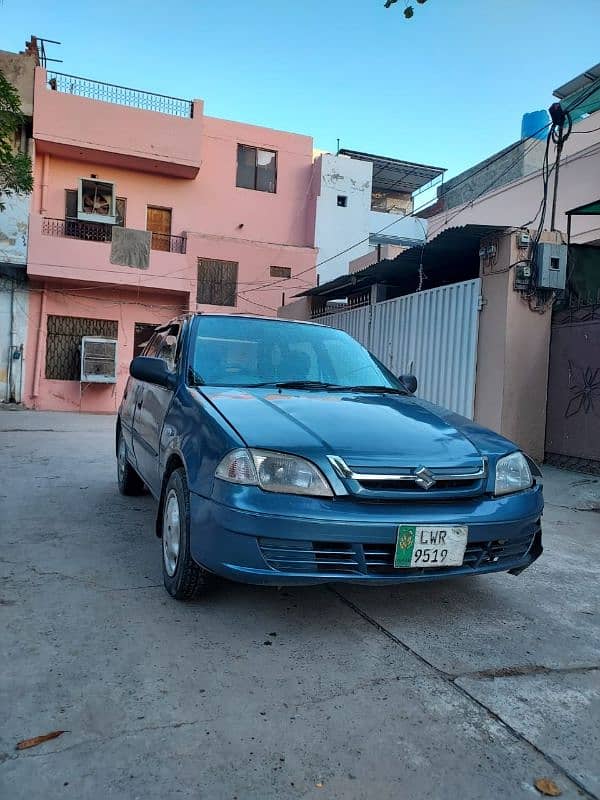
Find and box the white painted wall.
[313,154,427,285]
[314,154,373,285]
[0,277,28,403]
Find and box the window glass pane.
[144,332,165,358]
[236,144,256,189]
[256,149,277,193]
[157,330,179,371]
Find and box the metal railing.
[42,217,113,242]
[149,232,187,254]
[46,71,193,118]
[42,218,187,254]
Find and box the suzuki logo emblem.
[414,466,437,490]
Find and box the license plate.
[394,525,468,568]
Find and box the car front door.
[132,324,180,496]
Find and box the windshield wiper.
[238,380,341,390]
[274,380,341,390]
[341,385,409,395]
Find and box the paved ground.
[1,410,599,800]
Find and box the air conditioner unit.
[77,178,117,224]
[80,337,118,383]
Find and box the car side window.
[143,332,163,358]
[156,326,180,372]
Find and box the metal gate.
[319,279,482,418]
[545,302,600,472]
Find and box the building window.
[146,206,172,252]
[45,315,118,381]
[337,195,348,208]
[236,145,277,193]
[65,190,126,240]
[197,258,239,306]
[270,266,291,279]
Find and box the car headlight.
[215,449,333,497]
[494,451,533,496]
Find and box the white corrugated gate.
[319,278,482,418]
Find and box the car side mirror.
[399,374,417,394]
[130,356,176,389]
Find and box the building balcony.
[41,218,187,254]
[27,214,193,296]
[33,68,203,178]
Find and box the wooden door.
[146,207,172,252]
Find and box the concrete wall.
[438,138,546,212]
[0,193,29,264]
[0,50,35,117]
[277,296,311,321]
[474,230,557,461]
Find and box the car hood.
[199,387,503,468]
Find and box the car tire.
[161,468,216,601]
[117,429,145,496]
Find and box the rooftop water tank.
[521,110,550,140]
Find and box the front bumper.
[188,483,544,586]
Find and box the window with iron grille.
[270,266,291,279]
[197,258,239,306]
[45,315,118,380]
[236,145,277,193]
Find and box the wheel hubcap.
[163,489,181,577]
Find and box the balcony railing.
[47,71,193,118]
[42,218,187,254]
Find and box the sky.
[2,0,599,189]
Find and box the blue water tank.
[521,110,550,140]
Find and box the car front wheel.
[161,468,215,601]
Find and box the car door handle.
[137,400,143,409]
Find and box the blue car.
[117,313,543,601]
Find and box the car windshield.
[189,316,403,389]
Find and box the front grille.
[356,478,481,493]
[258,532,537,576]
[258,539,360,574]
[327,457,488,501]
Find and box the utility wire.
[240,77,600,301]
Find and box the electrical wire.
[239,78,600,301]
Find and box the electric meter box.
[534,242,567,290]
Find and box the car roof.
[164,313,328,329]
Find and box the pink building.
[26,67,316,412]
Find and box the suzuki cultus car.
[117,314,543,601]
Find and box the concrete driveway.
[1,410,599,800]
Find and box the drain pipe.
[32,287,46,400]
